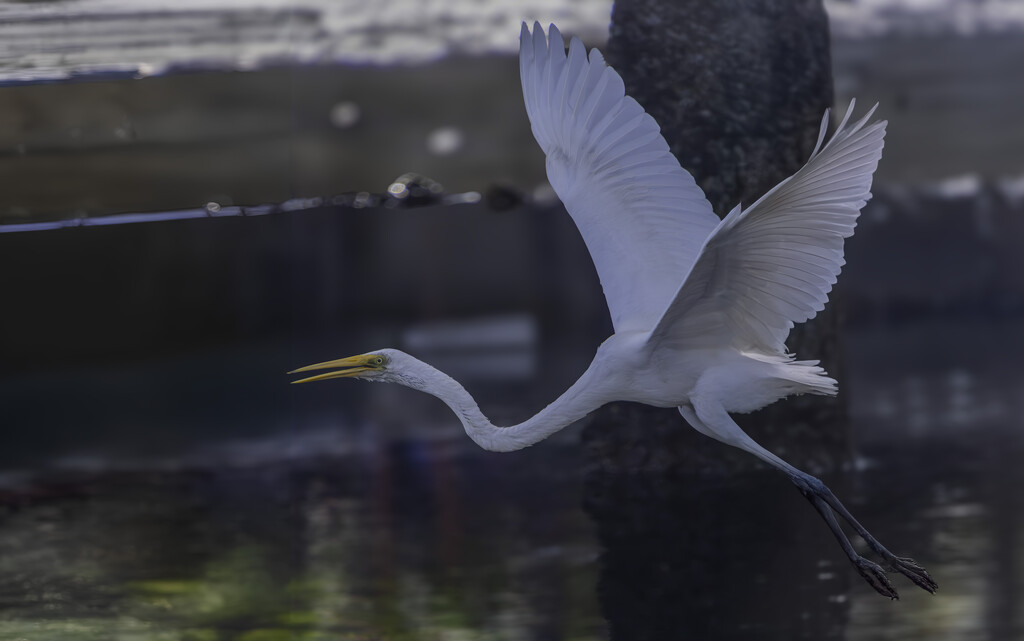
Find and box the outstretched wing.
[647,102,886,353]
[520,22,720,332]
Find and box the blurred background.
[1,0,1023,639]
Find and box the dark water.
[1,319,1022,640]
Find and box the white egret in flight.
[292,23,936,599]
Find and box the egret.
[292,23,936,599]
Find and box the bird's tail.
[780,358,838,397]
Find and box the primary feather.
[520,22,886,363]
[519,22,720,333]
[648,102,886,354]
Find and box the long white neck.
[399,358,609,452]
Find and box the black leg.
[792,472,937,598]
[676,403,936,598]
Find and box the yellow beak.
[288,354,380,384]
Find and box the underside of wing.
[520,22,720,332]
[648,102,887,353]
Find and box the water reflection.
[0,444,603,640]
[583,426,1024,640]
[585,466,852,640]
[1,320,1023,639]
[845,433,1024,640]
[2,412,1022,639]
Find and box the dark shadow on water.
[585,467,851,641]
[584,424,1024,640]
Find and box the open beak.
[289,354,379,384]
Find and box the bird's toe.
[855,557,899,600]
[890,556,938,594]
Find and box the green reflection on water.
[0,448,604,641]
[127,546,316,636]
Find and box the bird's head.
[289,348,426,387]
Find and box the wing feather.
[520,23,720,332]
[648,101,886,353]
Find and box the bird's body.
[292,23,937,599]
[558,332,836,416]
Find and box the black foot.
[793,472,937,599]
[855,556,899,600]
[889,556,938,594]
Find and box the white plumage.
[520,24,721,333]
[652,104,885,355]
[291,23,935,600]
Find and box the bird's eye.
[373,357,384,366]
